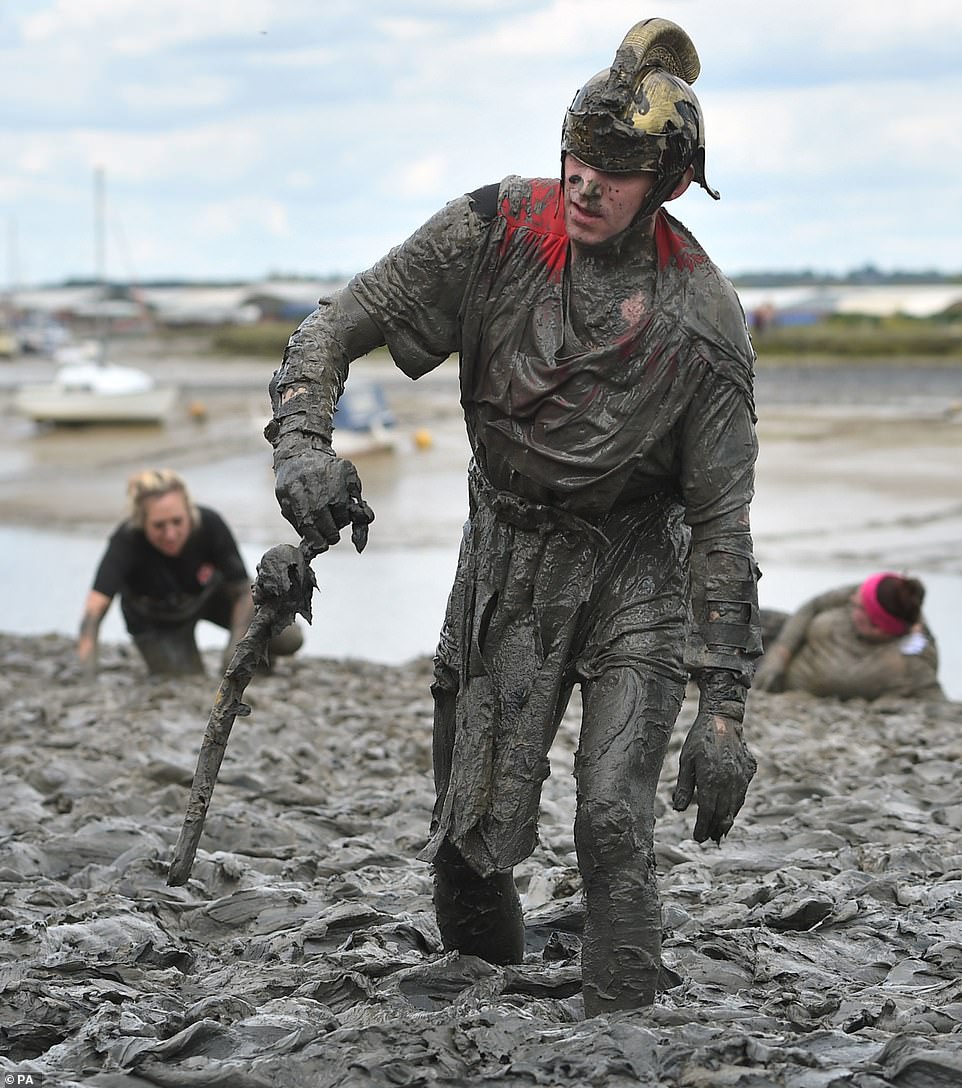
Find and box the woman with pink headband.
[753,572,944,701]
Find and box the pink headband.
[859,572,910,637]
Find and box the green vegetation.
[206,314,962,367]
[210,320,297,358]
[753,314,962,360]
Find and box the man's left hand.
[672,709,757,843]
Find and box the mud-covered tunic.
[340,177,762,872]
[350,176,759,656]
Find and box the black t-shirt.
[92,506,249,631]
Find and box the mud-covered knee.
[575,798,651,872]
[134,630,203,676]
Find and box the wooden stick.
[167,543,317,886]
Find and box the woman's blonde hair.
[126,468,199,530]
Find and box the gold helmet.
[562,17,718,210]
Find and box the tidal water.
[3,524,959,699]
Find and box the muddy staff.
[265,17,761,1015]
[167,539,323,887]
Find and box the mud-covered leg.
[432,837,525,964]
[575,666,683,1015]
[133,626,205,676]
[429,654,525,965]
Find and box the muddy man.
[268,16,761,1016]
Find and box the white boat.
[13,169,177,426]
[14,358,177,425]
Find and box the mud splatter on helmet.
[562,17,718,214]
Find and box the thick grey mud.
[2,633,961,1086]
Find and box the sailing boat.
[14,169,177,425]
[14,346,178,424]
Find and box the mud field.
[1,350,961,1085]
[1,631,960,1086]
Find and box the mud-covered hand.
[672,708,757,844]
[274,447,374,554]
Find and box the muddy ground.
[1,348,962,1085]
[1,632,960,1086]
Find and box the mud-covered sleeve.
[347,193,489,379]
[267,193,489,449]
[679,368,761,685]
[267,288,387,446]
[769,585,855,660]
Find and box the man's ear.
[666,166,694,202]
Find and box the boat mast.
[2,218,16,331]
[94,165,108,362]
[94,167,106,285]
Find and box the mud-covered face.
[563,154,656,248]
[143,491,192,557]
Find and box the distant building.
[6,278,350,331]
[736,283,962,328]
[11,278,962,341]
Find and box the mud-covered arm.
[77,589,112,673]
[671,368,761,842]
[266,289,385,458]
[268,188,492,452]
[754,585,853,691]
[903,623,946,701]
[264,290,384,550]
[266,193,489,549]
[79,531,131,673]
[680,370,761,711]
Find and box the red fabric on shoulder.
[499,179,568,283]
[654,210,707,273]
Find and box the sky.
[2,0,961,286]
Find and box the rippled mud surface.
[2,633,961,1086]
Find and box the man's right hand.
[274,448,375,554]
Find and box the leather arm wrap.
[697,669,749,723]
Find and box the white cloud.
[18,0,287,54]
[4,1,962,282]
[195,196,292,240]
[120,75,235,111]
[284,170,315,191]
[246,47,337,69]
[395,155,450,200]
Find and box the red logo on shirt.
[196,563,215,585]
